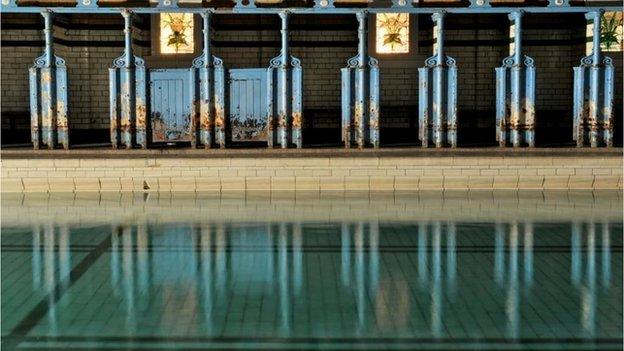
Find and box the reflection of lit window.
[600,12,623,52]
[376,13,409,54]
[160,13,194,54]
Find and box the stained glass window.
[600,12,623,52]
[376,13,409,54]
[159,13,194,54]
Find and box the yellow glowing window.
[160,13,194,54]
[600,12,623,52]
[376,13,409,54]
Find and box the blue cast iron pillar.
[29,11,69,150]
[267,11,303,148]
[109,10,147,149]
[192,11,226,148]
[573,11,614,148]
[342,11,380,149]
[418,11,458,148]
[495,11,536,147]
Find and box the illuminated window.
[600,12,623,52]
[376,13,409,54]
[159,13,194,54]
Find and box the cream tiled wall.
[1,155,621,192]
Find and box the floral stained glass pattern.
[600,12,623,52]
[376,13,409,54]
[160,13,194,54]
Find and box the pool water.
[1,192,622,350]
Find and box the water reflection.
[15,211,621,342]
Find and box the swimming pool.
[2,191,622,350]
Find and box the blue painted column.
[341,11,379,148]
[573,10,614,147]
[267,11,303,149]
[418,11,458,148]
[29,11,69,149]
[495,11,536,147]
[278,11,289,148]
[193,11,226,149]
[110,10,146,149]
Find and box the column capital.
[432,11,446,22]
[508,10,524,21]
[584,10,604,21]
[200,10,212,19]
[356,10,368,22]
[279,10,290,20]
[121,9,133,19]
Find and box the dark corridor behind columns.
[0,12,622,147]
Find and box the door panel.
[149,69,192,142]
[228,69,268,142]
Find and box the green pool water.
[1,191,622,350]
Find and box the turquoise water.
[1,192,622,350]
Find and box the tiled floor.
[1,195,622,350]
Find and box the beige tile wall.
[1,155,622,192]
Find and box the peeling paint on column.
[29,11,69,149]
[419,12,457,148]
[109,10,146,149]
[342,11,379,148]
[266,11,303,149]
[495,11,536,147]
[573,10,614,148]
[214,57,226,148]
[192,10,224,149]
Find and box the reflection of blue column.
[355,222,366,331]
[278,224,290,332]
[111,227,120,296]
[368,221,379,298]
[506,222,519,339]
[601,222,610,288]
[216,224,227,291]
[137,223,149,293]
[341,223,351,286]
[446,222,456,286]
[293,223,303,293]
[523,222,533,286]
[44,224,57,335]
[431,222,442,338]
[58,225,70,290]
[122,226,136,330]
[266,224,274,293]
[200,225,213,333]
[418,222,428,286]
[43,224,56,293]
[571,222,582,286]
[581,222,596,337]
[495,223,505,286]
[32,226,42,289]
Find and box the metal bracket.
[314,0,334,8]
[157,0,178,8]
[548,0,569,7]
[391,0,410,7]
[76,0,98,8]
[234,0,256,8]
[469,0,490,8]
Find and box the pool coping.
[1,147,622,159]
